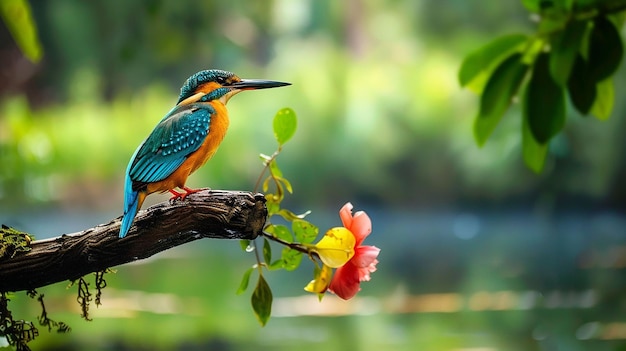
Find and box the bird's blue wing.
[128,104,214,186]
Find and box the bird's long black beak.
[230,79,291,90]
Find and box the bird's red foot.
[168,187,208,203]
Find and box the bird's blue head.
[177,69,291,105]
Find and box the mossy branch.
[0,190,267,293]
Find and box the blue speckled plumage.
[129,105,213,185]
[119,69,290,238]
[119,104,214,238]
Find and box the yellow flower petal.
[304,264,333,294]
[314,227,356,268]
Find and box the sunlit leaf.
[591,78,614,120]
[292,219,319,244]
[588,16,623,82]
[539,18,568,36]
[524,0,573,14]
[549,19,588,86]
[276,208,312,221]
[522,111,548,173]
[251,275,272,326]
[262,176,271,193]
[264,193,280,215]
[567,54,596,115]
[304,264,333,299]
[236,267,254,295]
[474,53,529,146]
[265,224,292,242]
[263,238,272,264]
[275,176,293,194]
[268,159,283,178]
[521,0,541,13]
[264,180,284,204]
[521,36,546,65]
[281,247,303,271]
[273,108,297,146]
[313,227,356,268]
[525,53,566,144]
[458,34,528,92]
[268,260,283,270]
[0,0,43,63]
[239,239,251,252]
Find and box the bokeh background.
[2,1,626,350]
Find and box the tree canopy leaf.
[459,34,528,92]
[588,16,623,82]
[567,54,597,115]
[591,78,614,120]
[549,19,588,86]
[474,53,529,146]
[522,112,549,173]
[251,275,272,326]
[0,0,43,62]
[525,53,566,144]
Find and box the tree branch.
[0,190,267,292]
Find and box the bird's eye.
[216,76,227,85]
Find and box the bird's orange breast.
[146,101,230,194]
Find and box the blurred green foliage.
[0,0,625,210]
[0,0,41,62]
[2,1,626,349]
[461,0,626,172]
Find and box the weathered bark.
[0,190,267,292]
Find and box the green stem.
[261,231,319,259]
[252,240,264,274]
[253,147,282,193]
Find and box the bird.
[119,69,290,238]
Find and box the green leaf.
[521,0,541,13]
[524,0,573,14]
[275,176,293,194]
[273,108,297,146]
[549,19,588,86]
[251,275,272,326]
[459,34,528,91]
[236,267,254,295]
[268,259,284,270]
[567,54,597,115]
[263,238,272,263]
[265,224,293,242]
[538,17,568,36]
[0,0,43,63]
[276,208,312,221]
[474,53,529,146]
[559,0,574,11]
[265,194,280,216]
[281,247,303,271]
[525,53,566,144]
[590,78,614,120]
[522,111,548,173]
[292,219,319,244]
[239,239,251,252]
[262,175,271,193]
[268,159,283,178]
[588,16,623,82]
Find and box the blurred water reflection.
[3,206,626,350]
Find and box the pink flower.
[328,203,380,300]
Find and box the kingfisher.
[119,69,290,238]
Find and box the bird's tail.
[119,174,146,238]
